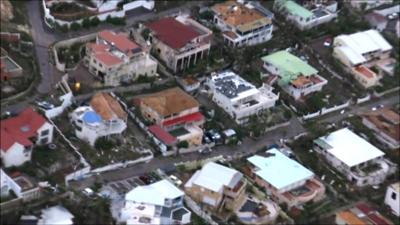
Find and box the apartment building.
[70,92,127,146]
[313,128,396,187]
[361,107,400,149]
[0,107,54,167]
[262,50,328,100]
[336,202,394,225]
[211,1,273,47]
[246,148,325,208]
[333,29,393,88]
[274,0,338,30]
[146,15,212,73]
[121,179,191,224]
[136,87,204,147]
[206,71,279,125]
[84,30,157,86]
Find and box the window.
[391,192,397,200]
[41,129,49,136]
[40,137,48,145]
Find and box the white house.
[247,148,325,207]
[211,1,274,47]
[1,107,54,167]
[38,205,74,225]
[70,92,127,146]
[313,128,396,186]
[0,169,42,202]
[274,0,338,30]
[384,182,400,217]
[348,0,393,11]
[206,71,279,125]
[120,179,191,225]
[333,29,393,88]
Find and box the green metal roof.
[261,50,318,85]
[277,0,313,19]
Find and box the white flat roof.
[247,148,314,191]
[319,128,385,167]
[335,29,392,56]
[40,205,74,225]
[125,180,184,206]
[184,162,242,193]
[336,46,366,65]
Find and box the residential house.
[336,202,394,225]
[120,179,191,224]
[365,5,400,38]
[1,169,42,202]
[348,0,393,11]
[38,205,74,225]
[84,30,157,86]
[1,107,54,167]
[70,92,127,146]
[136,87,204,149]
[361,107,399,149]
[313,128,396,187]
[0,55,23,82]
[262,50,328,100]
[211,1,273,47]
[146,15,212,73]
[333,29,393,88]
[185,162,279,224]
[206,71,279,125]
[274,0,338,30]
[246,148,325,208]
[384,182,400,217]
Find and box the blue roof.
[83,111,102,124]
[247,148,314,191]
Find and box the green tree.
[90,17,100,27]
[70,22,81,31]
[82,17,91,28]
[177,141,189,149]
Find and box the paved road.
[26,1,203,94]
[69,93,400,190]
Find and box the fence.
[175,155,224,171]
[374,86,400,97]
[53,32,97,71]
[0,198,23,215]
[43,92,74,118]
[356,95,371,104]
[301,100,351,121]
[42,0,154,28]
[264,121,290,133]
[90,152,153,174]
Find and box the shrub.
[94,137,113,151]
[106,15,126,25]
[60,24,70,33]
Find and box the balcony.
[225,180,246,198]
[236,197,279,225]
[281,179,325,206]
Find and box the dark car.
[139,175,151,184]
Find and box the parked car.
[169,175,182,187]
[36,101,55,110]
[82,188,94,197]
[206,129,223,145]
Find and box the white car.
[82,188,94,197]
[169,175,182,186]
[372,107,377,111]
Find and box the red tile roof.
[0,108,47,151]
[162,112,204,127]
[94,52,123,67]
[367,213,392,225]
[87,43,109,53]
[355,66,376,79]
[147,18,200,50]
[98,30,141,54]
[148,125,177,145]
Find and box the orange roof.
[90,92,127,121]
[139,87,199,117]
[337,211,367,225]
[223,31,238,40]
[291,75,313,88]
[212,1,268,27]
[355,66,376,79]
[87,43,109,53]
[362,108,400,141]
[98,30,140,55]
[182,76,199,85]
[94,52,123,67]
